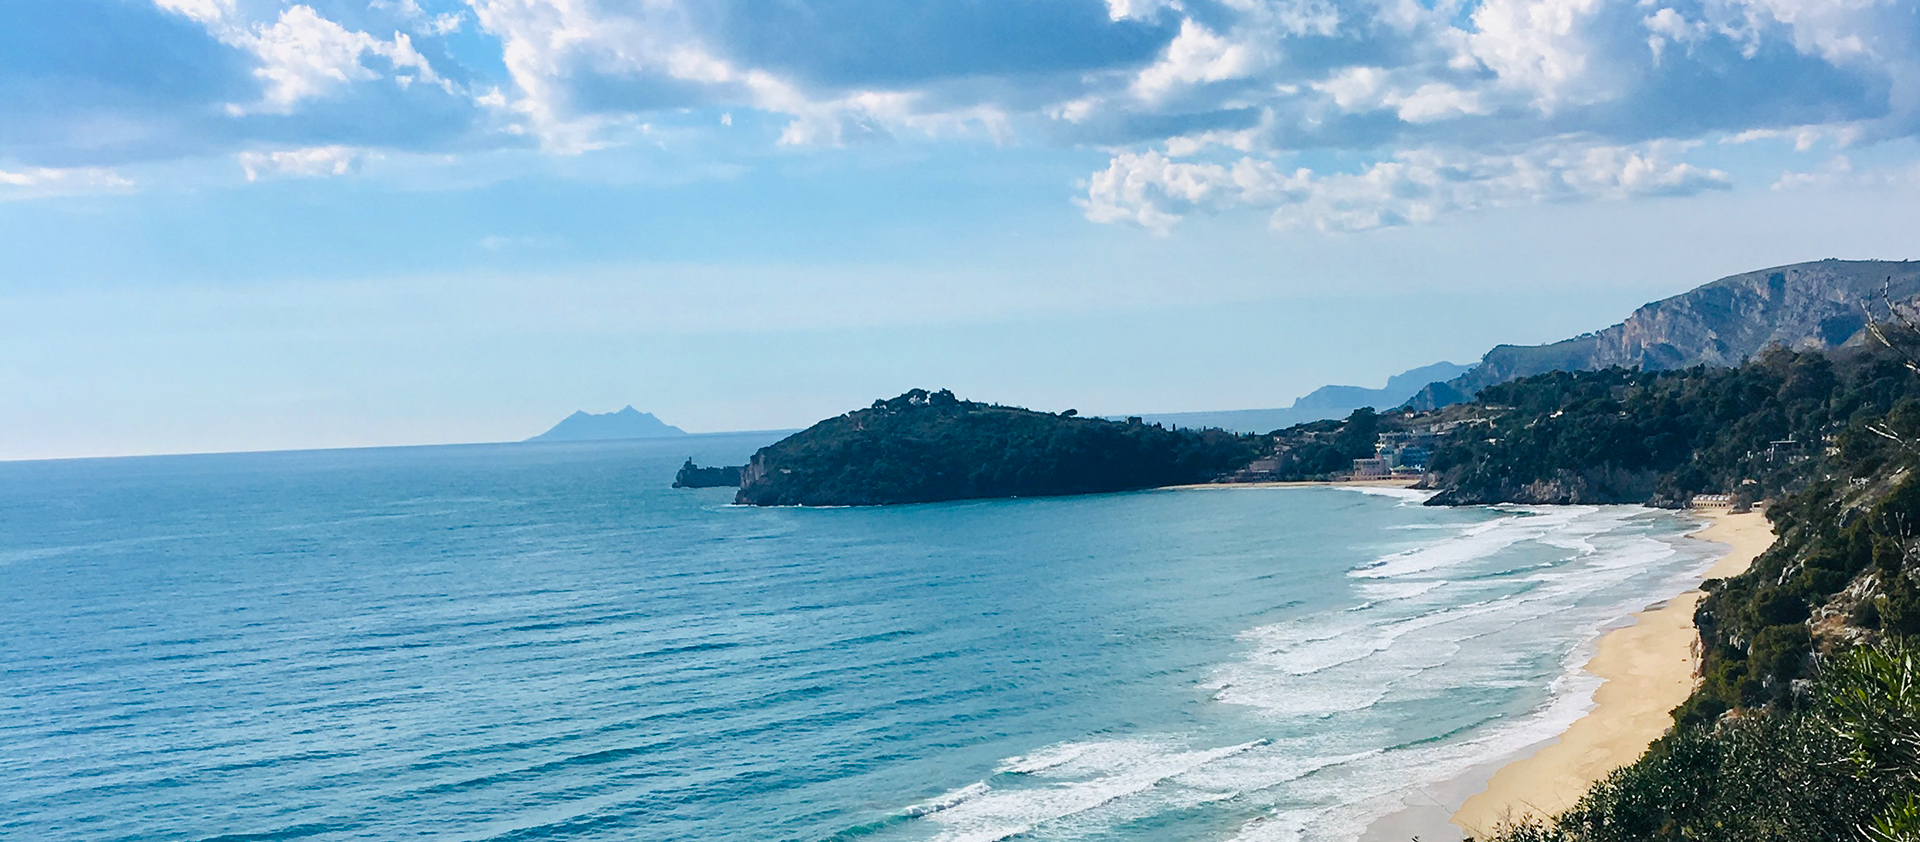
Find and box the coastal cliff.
[673,459,742,488]
[734,389,1259,506]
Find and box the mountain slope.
[1413,259,1920,407]
[1134,360,1471,433]
[526,406,688,441]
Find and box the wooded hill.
[1349,343,1920,841]
[732,389,1261,506]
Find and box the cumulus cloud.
[1132,19,1264,102]
[237,145,373,180]
[1772,154,1920,189]
[1083,139,1730,233]
[2,0,1916,230]
[0,166,134,200]
[155,3,455,114]
[370,0,466,35]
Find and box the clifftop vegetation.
[1422,347,1896,506]
[1383,344,1920,840]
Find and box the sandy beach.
[1446,510,1776,838]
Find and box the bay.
[0,436,1716,842]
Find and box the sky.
[3,0,1920,460]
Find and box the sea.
[0,433,1723,842]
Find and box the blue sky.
[3,0,1920,459]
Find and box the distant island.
[526,406,687,442]
[727,388,1259,506]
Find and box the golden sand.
[1449,510,1775,838]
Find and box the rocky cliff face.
[1422,260,1920,405]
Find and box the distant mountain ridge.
[527,406,687,441]
[1411,259,1920,409]
[1133,361,1473,433]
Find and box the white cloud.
[0,166,134,200]
[239,6,452,112]
[462,0,704,152]
[1773,154,1920,190]
[238,145,374,180]
[152,2,452,114]
[1772,153,1854,188]
[151,0,232,24]
[1468,0,1615,109]
[80,0,1918,231]
[1722,0,1882,63]
[1081,150,1304,232]
[370,0,466,35]
[1642,6,1708,63]
[1132,19,1263,102]
[238,7,386,111]
[1313,68,1493,122]
[1083,140,1729,233]
[1105,0,1183,21]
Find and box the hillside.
[526,406,687,441]
[734,389,1259,506]
[1442,344,1920,841]
[1412,259,1920,408]
[1229,336,1920,840]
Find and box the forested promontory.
[732,389,1260,506]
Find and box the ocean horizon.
[1,435,1720,842]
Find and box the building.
[1350,456,1392,480]
[1690,494,1733,511]
[1373,429,1438,473]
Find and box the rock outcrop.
[1414,259,1920,408]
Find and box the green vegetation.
[1379,343,1920,842]
[1173,337,1920,840]
[1261,407,1383,479]
[1422,348,1907,505]
[1478,641,1920,842]
[734,389,1261,506]
[1376,345,1920,720]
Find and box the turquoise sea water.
[0,435,1718,842]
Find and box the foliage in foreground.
[1474,641,1920,842]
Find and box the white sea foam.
[1349,507,1595,579]
[1219,650,1610,842]
[905,782,991,818]
[1205,506,1714,841]
[881,505,1716,842]
[916,738,1273,842]
[1339,486,1436,503]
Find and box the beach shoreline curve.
[1442,509,1776,838]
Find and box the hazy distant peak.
[527,407,689,442]
[1125,360,1473,434]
